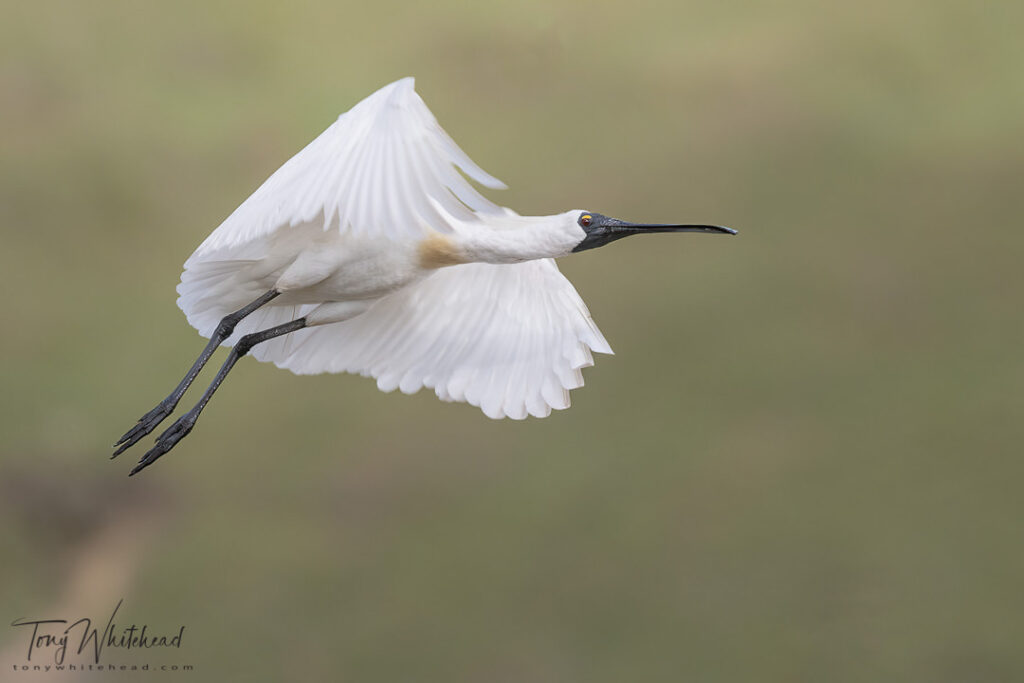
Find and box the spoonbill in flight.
[114,77,735,475]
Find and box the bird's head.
[568,210,737,253]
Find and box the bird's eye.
[580,214,592,227]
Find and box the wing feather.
[247,259,612,419]
[192,77,506,260]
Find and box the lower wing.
[249,259,612,419]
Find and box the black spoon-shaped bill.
[572,212,736,252]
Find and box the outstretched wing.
[248,259,613,419]
[192,77,508,260]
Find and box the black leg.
[129,316,308,476]
[113,289,281,457]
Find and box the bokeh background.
[3,0,1023,680]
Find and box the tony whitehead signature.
[10,599,184,664]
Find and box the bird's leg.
[129,316,308,476]
[113,289,281,456]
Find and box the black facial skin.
[572,212,736,252]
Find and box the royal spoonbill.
[114,77,735,475]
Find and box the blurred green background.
[3,0,1023,680]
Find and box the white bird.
[114,77,735,475]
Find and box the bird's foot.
[129,411,197,476]
[112,398,178,457]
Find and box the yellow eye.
[580,214,592,227]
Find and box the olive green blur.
[3,0,1023,680]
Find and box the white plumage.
[177,77,610,420]
[179,258,610,420]
[116,77,734,474]
[193,77,506,253]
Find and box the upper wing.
[247,259,613,419]
[192,77,508,259]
